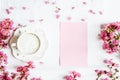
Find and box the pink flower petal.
[39,19,44,22]
[44,0,49,4]
[67,16,72,20]
[40,62,44,64]
[71,6,75,10]
[89,9,93,13]
[51,1,56,5]
[9,6,14,10]
[18,24,22,27]
[81,18,85,21]
[55,10,59,13]
[89,10,96,15]
[55,7,61,13]
[29,20,35,23]
[82,2,87,5]
[6,9,11,14]
[56,14,60,19]
[22,6,27,10]
[99,11,103,15]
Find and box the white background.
[1,0,120,80]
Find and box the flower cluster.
[16,61,35,80]
[0,18,14,48]
[65,71,81,80]
[95,59,120,80]
[100,22,120,54]
[0,51,42,80]
[0,51,7,72]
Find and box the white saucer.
[9,27,48,62]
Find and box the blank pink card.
[60,22,88,67]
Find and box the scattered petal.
[51,1,56,5]
[81,18,85,21]
[89,9,93,13]
[71,6,75,10]
[89,9,96,15]
[29,20,35,23]
[39,19,44,22]
[67,16,72,20]
[44,0,49,4]
[40,62,44,64]
[9,6,14,10]
[18,24,22,27]
[22,6,27,10]
[6,9,11,14]
[56,14,60,19]
[55,7,61,13]
[99,11,103,15]
[82,2,87,5]
[31,77,42,80]
[55,10,59,13]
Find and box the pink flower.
[65,71,81,80]
[17,66,23,72]
[103,59,119,67]
[24,71,30,76]
[27,61,35,69]
[1,18,13,29]
[100,31,108,40]
[1,72,12,80]
[16,61,36,79]
[109,32,114,39]
[95,70,105,75]
[0,66,6,71]
[0,51,8,64]
[71,71,81,78]
[100,22,120,54]
[107,71,113,77]
[0,40,41,80]
[65,75,73,80]
[22,66,28,72]
[103,42,110,50]
[95,59,120,80]
[1,29,10,37]
[0,18,14,48]
[11,72,18,79]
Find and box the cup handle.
[11,43,17,47]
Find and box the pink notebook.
[60,22,88,67]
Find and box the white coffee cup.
[11,33,40,55]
